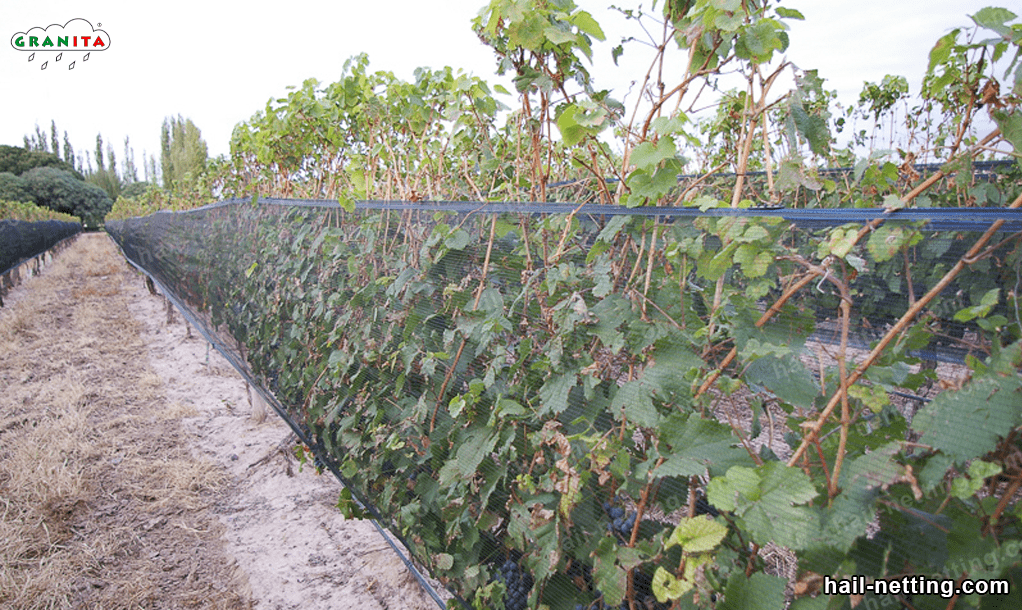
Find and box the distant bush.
[119,181,152,200]
[21,167,112,227]
[0,199,79,223]
[0,172,34,204]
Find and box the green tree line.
[6,116,209,226]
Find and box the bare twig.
[787,187,1022,467]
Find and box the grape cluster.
[495,559,533,610]
[603,502,636,540]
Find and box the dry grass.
[0,234,251,610]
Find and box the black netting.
[1,219,82,276]
[106,198,1022,610]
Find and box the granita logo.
[10,18,110,71]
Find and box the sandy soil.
[0,233,444,610]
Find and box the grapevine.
[104,3,1022,609]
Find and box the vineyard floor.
[0,233,441,610]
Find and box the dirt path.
[0,233,442,610]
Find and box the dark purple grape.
[493,559,533,610]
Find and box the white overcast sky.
[0,0,1007,176]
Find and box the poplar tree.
[94,134,104,172]
[62,131,74,166]
[122,136,138,183]
[87,133,121,199]
[147,153,159,185]
[160,120,172,189]
[33,124,47,152]
[160,115,208,189]
[50,120,59,157]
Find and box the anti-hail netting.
[1,218,82,276]
[106,198,1022,610]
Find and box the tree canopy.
[0,145,83,180]
[21,166,111,227]
[0,172,35,204]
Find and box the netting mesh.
[1,218,82,276]
[106,198,1022,609]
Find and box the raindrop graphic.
[83,52,90,62]
[41,61,48,70]
[56,53,63,62]
[69,61,76,70]
[28,52,35,62]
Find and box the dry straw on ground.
[2,234,445,610]
[0,235,250,610]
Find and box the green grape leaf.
[882,194,905,211]
[538,372,578,417]
[867,224,907,262]
[593,536,636,606]
[789,98,831,156]
[444,228,471,250]
[652,566,693,602]
[992,109,1022,166]
[912,375,1022,465]
[652,554,711,603]
[826,227,858,258]
[848,383,890,414]
[590,293,631,352]
[337,193,356,213]
[556,103,587,147]
[816,443,905,552]
[953,287,1000,322]
[644,338,703,399]
[630,136,677,170]
[571,10,606,40]
[734,243,772,278]
[665,517,728,553]
[625,159,684,206]
[698,241,738,281]
[719,572,787,610]
[738,20,787,63]
[612,379,660,428]
[543,25,577,45]
[743,354,819,409]
[707,463,820,550]
[951,460,1003,499]
[656,413,754,478]
[434,553,454,570]
[928,31,958,74]
[438,427,498,487]
[775,7,805,20]
[972,7,1017,37]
